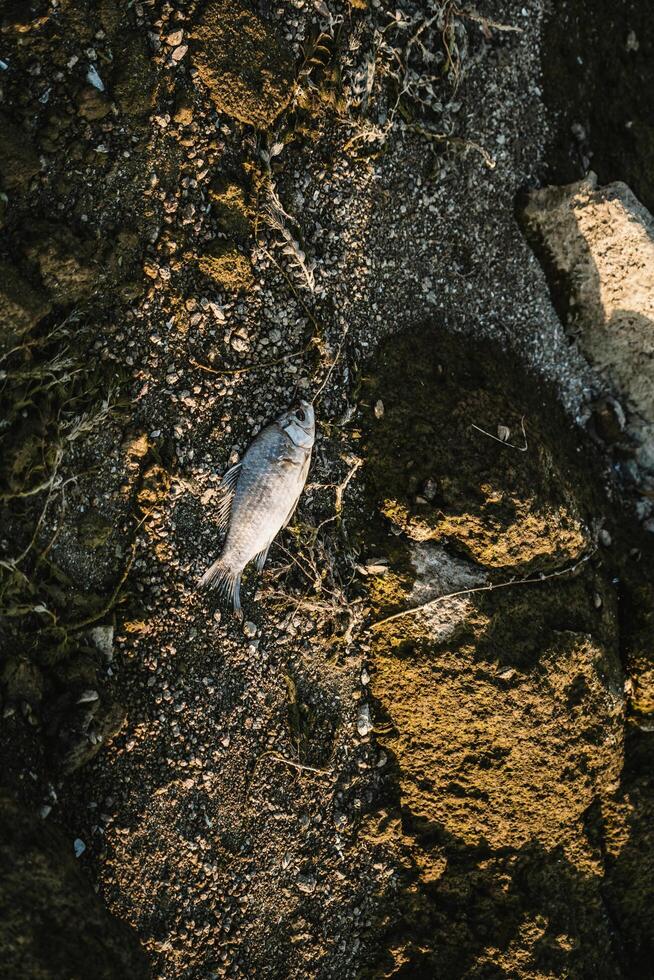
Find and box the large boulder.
[523,175,654,474]
[359,326,630,977]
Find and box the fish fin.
[198,558,242,615]
[254,544,271,574]
[215,462,242,531]
[281,452,311,530]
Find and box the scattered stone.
[77,690,100,705]
[86,64,105,91]
[295,872,316,894]
[173,96,194,126]
[73,838,86,857]
[357,703,373,737]
[357,559,389,576]
[89,625,115,660]
[77,85,111,120]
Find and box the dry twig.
[371,548,597,630]
[471,415,528,452]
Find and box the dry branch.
[371,548,597,630]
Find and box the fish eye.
[295,408,306,422]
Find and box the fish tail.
[198,558,242,615]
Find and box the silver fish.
[199,399,315,614]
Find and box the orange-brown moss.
[197,244,254,291]
[191,0,294,129]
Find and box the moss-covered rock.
[0,257,51,341]
[191,0,294,128]
[197,243,254,291]
[358,326,635,977]
[0,112,40,192]
[362,328,590,573]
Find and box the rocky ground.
[1,0,653,978]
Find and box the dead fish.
[198,400,315,614]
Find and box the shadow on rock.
[0,790,149,979]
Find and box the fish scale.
[198,400,315,614]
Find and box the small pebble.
[77,689,100,704]
[296,872,316,894]
[357,703,373,737]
